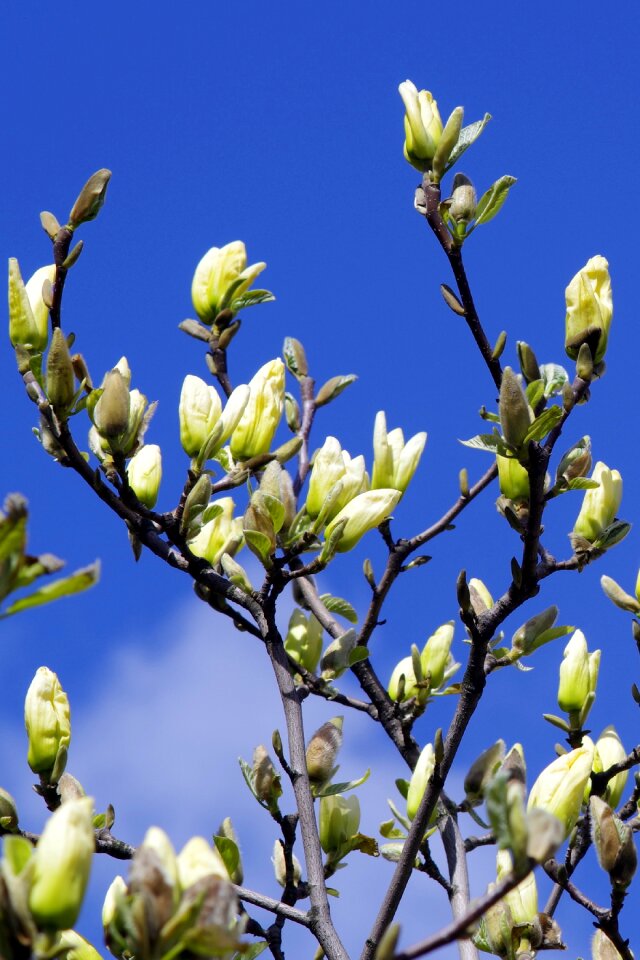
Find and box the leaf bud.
[58,772,86,803]
[285,392,301,432]
[306,717,343,785]
[252,745,280,807]
[576,342,594,380]
[29,797,94,930]
[464,740,506,803]
[25,666,71,782]
[93,369,130,439]
[516,341,541,384]
[590,796,637,889]
[319,794,360,855]
[406,743,436,820]
[230,359,285,460]
[46,328,75,413]
[556,436,592,486]
[320,628,357,680]
[448,173,477,224]
[565,255,612,366]
[499,367,532,449]
[68,169,112,228]
[272,839,301,888]
[127,444,162,508]
[511,605,559,656]
[40,211,61,239]
[283,336,308,378]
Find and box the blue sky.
[1,2,640,957]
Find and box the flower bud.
[556,436,592,485]
[306,717,343,785]
[324,489,401,553]
[29,797,94,930]
[406,744,436,820]
[398,81,443,172]
[371,411,427,494]
[573,461,623,543]
[179,375,222,456]
[177,836,228,887]
[388,655,418,702]
[565,255,612,365]
[527,741,594,839]
[127,444,162,508]
[499,367,532,449]
[516,341,541,384]
[497,454,530,502]
[191,241,267,324]
[468,578,494,615]
[495,849,537,925]
[68,169,111,227]
[56,930,103,960]
[319,794,360,855]
[557,630,600,717]
[594,726,628,809]
[464,741,506,804]
[8,259,53,353]
[253,745,280,807]
[93,369,130,440]
[590,796,637,889]
[272,839,301,888]
[188,497,242,566]
[46,328,76,413]
[102,874,127,928]
[25,666,71,782]
[421,622,454,690]
[306,436,368,520]
[284,609,323,673]
[230,359,284,460]
[592,928,625,960]
[0,787,19,831]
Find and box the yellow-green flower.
[565,255,612,365]
[557,629,600,716]
[127,444,162,508]
[188,497,242,566]
[8,259,54,353]
[573,461,622,543]
[527,741,594,839]
[192,241,266,324]
[306,436,368,521]
[371,411,426,493]
[398,81,443,171]
[230,359,284,460]
[324,489,401,553]
[25,666,71,782]
[406,743,435,821]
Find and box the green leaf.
[485,774,511,850]
[473,175,517,228]
[260,493,285,533]
[380,819,405,839]
[459,433,505,454]
[320,518,347,565]
[319,594,358,624]
[446,113,492,168]
[2,562,100,617]
[0,513,26,564]
[315,375,357,408]
[230,944,269,960]
[238,756,259,801]
[347,646,369,666]
[387,798,412,832]
[521,406,563,444]
[314,769,370,797]
[243,529,274,565]
[525,379,544,411]
[282,337,308,378]
[214,835,241,881]
[202,502,225,524]
[566,477,600,492]
[395,778,409,800]
[3,836,32,874]
[229,289,276,312]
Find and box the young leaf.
[446,113,492,168]
[2,561,100,617]
[472,175,517,228]
[320,594,358,623]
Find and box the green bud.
[188,497,243,566]
[557,630,600,717]
[29,797,94,930]
[398,80,443,172]
[511,605,559,656]
[527,741,594,839]
[252,745,280,807]
[56,930,103,960]
[284,609,323,673]
[573,461,623,543]
[181,474,213,538]
[8,259,53,353]
[406,743,436,820]
[565,255,612,365]
[68,169,111,227]
[319,794,360,855]
[93,369,130,439]
[388,655,418,702]
[517,341,541,384]
[372,411,427,494]
[499,367,532,449]
[25,666,71,782]
[320,629,357,680]
[594,726,628,809]
[464,741,506,803]
[285,392,301,432]
[576,341,594,380]
[306,717,343,785]
[230,359,284,460]
[282,336,308,378]
[495,849,537,925]
[127,444,162,508]
[421,622,455,690]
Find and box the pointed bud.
[179,375,222,457]
[0,787,19,831]
[177,836,228,887]
[324,489,401,552]
[592,928,625,960]
[573,461,623,543]
[556,436,592,485]
[372,411,427,494]
[46,328,75,412]
[421,622,455,690]
[253,745,280,807]
[557,630,600,717]
[29,797,94,930]
[590,796,637,889]
[68,169,111,227]
[191,241,268,324]
[56,930,103,960]
[8,259,53,353]
[25,666,71,782]
[527,741,594,839]
[388,655,418,702]
[468,578,494,615]
[272,839,301,888]
[565,255,612,365]
[93,369,130,439]
[499,367,532,449]
[516,341,541,384]
[448,173,476,224]
[399,81,443,172]
[284,609,323,673]
[306,717,343,785]
[464,741,506,803]
[127,444,162,508]
[406,744,436,820]
[230,359,284,460]
[594,726,628,809]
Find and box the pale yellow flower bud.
[372,411,426,494]
[594,726,628,809]
[8,259,53,353]
[127,444,162,508]
[573,461,622,543]
[406,744,435,821]
[56,930,103,960]
[140,825,179,890]
[272,839,301,888]
[324,489,401,553]
[399,81,443,171]
[497,454,529,501]
[230,359,284,460]
[192,241,266,324]
[177,836,228,888]
[557,630,600,716]
[306,717,343,785]
[188,497,242,566]
[179,375,222,456]
[102,874,127,927]
[388,655,418,702]
[25,666,71,781]
[284,609,324,673]
[306,436,368,521]
[319,794,360,855]
[527,741,594,839]
[565,255,612,365]
[29,797,94,930]
[495,849,537,924]
[421,622,455,690]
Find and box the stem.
[438,809,478,960]
[294,375,316,497]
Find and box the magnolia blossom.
[192,241,266,324]
[371,411,426,493]
[573,461,622,542]
[565,255,612,364]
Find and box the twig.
[235,886,311,926]
[438,806,478,960]
[294,375,316,497]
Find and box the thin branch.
[438,805,478,960]
[235,886,311,926]
[293,375,316,497]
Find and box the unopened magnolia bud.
[272,839,301,888]
[253,745,279,806]
[398,80,444,172]
[576,341,594,380]
[594,726,628,809]
[449,174,477,223]
[324,489,401,553]
[56,930,103,960]
[573,461,623,544]
[497,453,530,502]
[68,169,112,228]
[188,497,241,566]
[8,259,52,353]
[592,928,625,960]
[388,655,418,702]
[191,241,268,324]
[230,359,284,460]
[0,787,19,830]
[46,328,75,412]
[590,796,637,888]
[94,369,130,439]
[527,741,594,839]
[499,367,532,449]
[283,336,308,378]
[29,797,94,930]
[306,717,343,785]
[372,411,427,494]
[319,794,360,855]
[421,622,454,690]
[468,578,493,615]
[565,255,612,366]
[558,630,600,717]
[406,744,436,820]
[556,436,592,485]
[495,849,538,924]
[517,341,541,384]
[127,444,162,508]
[179,375,222,457]
[464,741,506,803]
[25,666,71,782]
[58,772,86,803]
[177,836,228,888]
[284,609,323,673]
